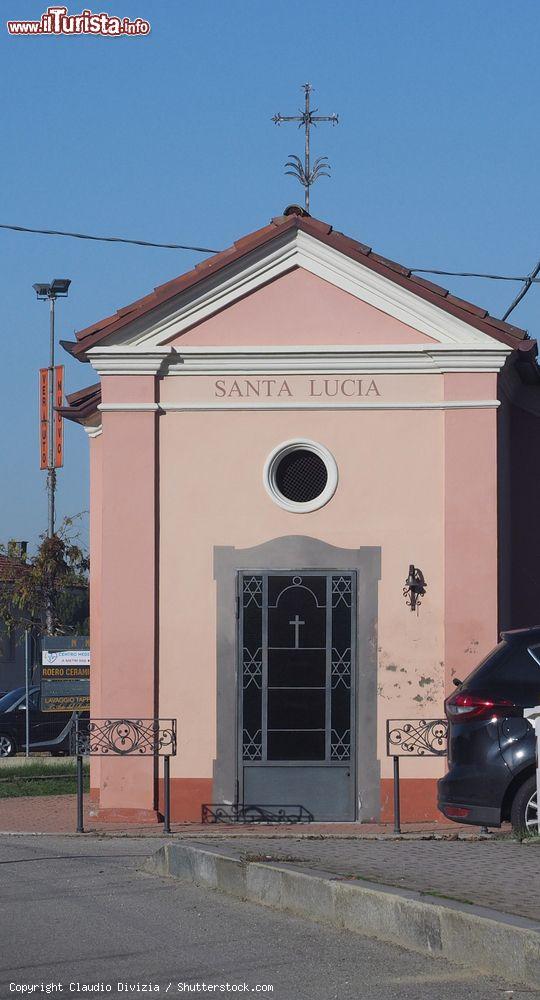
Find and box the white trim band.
[160,399,500,412]
[98,403,160,412]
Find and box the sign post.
[24,630,31,757]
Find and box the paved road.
[181,834,540,922]
[0,835,533,1000]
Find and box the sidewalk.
[176,833,540,923]
[0,791,490,837]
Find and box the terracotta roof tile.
[445,294,488,319]
[59,382,101,423]
[366,252,411,277]
[66,211,528,358]
[484,315,525,338]
[408,274,450,297]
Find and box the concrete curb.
[145,842,540,990]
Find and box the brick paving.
[0,793,475,837]
[191,834,540,922]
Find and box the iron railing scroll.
[202,803,313,824]
[386,718,448,834]
[72,717,177,835]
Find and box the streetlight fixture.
[33,279,71,540]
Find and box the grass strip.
[0,761,89,798]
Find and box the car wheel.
[0,734,16,757]
[511,775,538,836]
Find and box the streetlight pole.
[48,294,56,539]
[33,280,71,634]
[33,279,71,542]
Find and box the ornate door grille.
[239,572,355,767]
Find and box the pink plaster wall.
[97,378,157,814]
[89,431,102,797]
[158,403,447,783]
[443,394,499,693]
[159,373,443,405]
[167,268,438,347]
[88,278,501,818]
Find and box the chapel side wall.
[497,387,512,632]
[89,429,102,803]
[507,400,540,627]
[444,373,499,690]
[158,395,446,821]
[97,375,158,819]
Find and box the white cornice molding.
[87,347,171,376]
[96,229,516,355]
[84,345,510,376]
[165,346,510,374]
[82,417,102,437]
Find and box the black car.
[438,627,539,834]
[0,686,79,756]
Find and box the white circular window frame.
[263,438,338,513]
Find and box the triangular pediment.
[166,267,437,348]
[95,228,514,355]
[75,219,524,374]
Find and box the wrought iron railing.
[202,803,313,824]
[386,718,448,834]
[72,717,177,834]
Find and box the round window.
[263,439,338,512]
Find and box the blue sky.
[1,0,539,549]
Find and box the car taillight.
[443,805,471,818]
[445,692,516,722]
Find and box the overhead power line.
[501,258,540,321]
[2,222,540,318]
[0,222,219,254]
[410,268,537,282]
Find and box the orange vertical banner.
[39,368,49,470]
[54,365,64,469]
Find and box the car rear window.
[461,639,540,706]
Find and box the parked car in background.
[438,627,539,834]
[0,686,82,756]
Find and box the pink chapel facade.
[61,208,540,824]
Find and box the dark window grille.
[240,573,353,764]
[274,449,328,503]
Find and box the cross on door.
[289,614,305,648]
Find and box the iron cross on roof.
[272,83,339,213]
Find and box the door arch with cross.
[238,571,356,820]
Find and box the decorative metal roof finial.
[272,83,339,213]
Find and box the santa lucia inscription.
[214,378,381,399]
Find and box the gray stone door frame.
[213,536,381,821]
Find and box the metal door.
[238,571,356,820]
